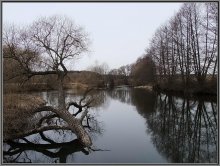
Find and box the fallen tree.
[3,88,96,147]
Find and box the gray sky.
[3,2,182,70]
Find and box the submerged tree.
[3,15,94,147]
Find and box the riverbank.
[4,77,217,96]
[3,82,93,93]
[134,85,153,91]
[3,94,46,141]
[153,78,217,96]
[3,82,133,93]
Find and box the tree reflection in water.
[131,89,217,163]
[3,88,217,163]
[4,134,108,163]
[4,138,88,163]
[3,118,106,163]
[107,87,132,104]
[109,88,217,163]
[3,90,108,163]
[148,94,217,163]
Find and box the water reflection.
[147,94,217,163]
[4,138,88,163]
[3,114,105,163]
[3,88,217,163]
[39,90,109,110]
[3,89,107,163]
[107,87,132,104]
[106,88,217,163]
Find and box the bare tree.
[87,61,109,75]
[3,15,93,147]
[131,56,155,85]
[148,2,218,91]
[29,15,89,107]
[87,61,110,87]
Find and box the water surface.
[3,87,217,163]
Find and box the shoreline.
[4,82,217,97]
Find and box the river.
[3,87,217,163]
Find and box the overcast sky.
[3,2,182,70]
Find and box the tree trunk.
[48,72,92,147]
[5,105,93,147]
[51,108,92,147]
[58,73,66,110]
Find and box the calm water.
[3,87,218,163]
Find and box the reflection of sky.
[8,90,167,163]
[4,89,216,163]
[73,97,167,163]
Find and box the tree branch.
[36,113,59,127]
[4,125,71,141]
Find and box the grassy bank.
[3,83,55,93]
[3,94,46,140]
[3,82,94,93]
